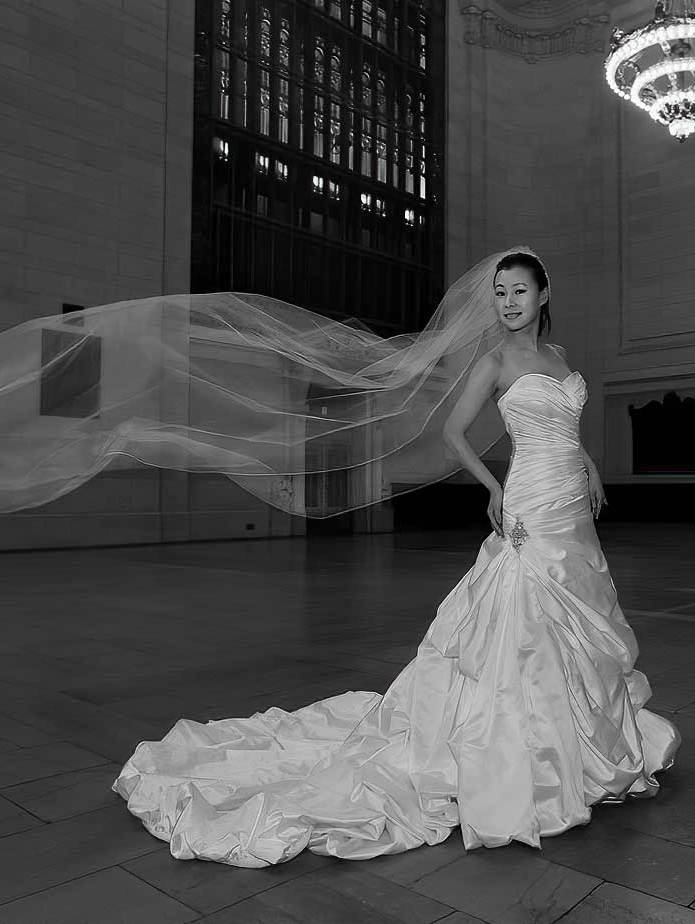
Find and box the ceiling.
[496,0,540,7]
[495,0,594,11]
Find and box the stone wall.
[1,0,693,547]
[0,0,299,549]
[0,0,193,318]
[446,0,695,483]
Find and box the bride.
[111,247,681,867]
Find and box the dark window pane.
[194,0,445,333]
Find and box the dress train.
[112,369,681,866]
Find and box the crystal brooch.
[509,516,529,551]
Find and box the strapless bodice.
[496,371,589,535]
[497,370,587,451]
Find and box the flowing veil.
[0,245,543,518]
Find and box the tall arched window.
[278,17,290,143]
[329,48,342,166]
[361,63,373,177]
[313,39,326,158]
[193,0,445,335]
[258,7,271,135]
[376,72,387,183]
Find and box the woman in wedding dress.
[112,248,681,867]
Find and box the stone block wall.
[446,0,695,484]
[0,0,301,548]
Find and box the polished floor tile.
[0,805,163,904]
[538,811,695,904]
[0,794,44,838]
[0,742,109,789]
[365,833,468,886]
[560,881,695,923]
[0,867,197,924]
[410,847,599,924]
[0,525,692,922]
[123,845,334,915]
[2,763,122,822]
[201,866,453,924]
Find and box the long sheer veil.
[0,245,545,517]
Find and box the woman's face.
[493,265,548,332]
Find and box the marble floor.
[0,523,694,923]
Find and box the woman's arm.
[582,441,607,517]
[576,395,607,517]
[580,442,599,477]
[443,353,506,535]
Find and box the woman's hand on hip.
[488,485,504,536]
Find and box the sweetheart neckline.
[496,370,582,406]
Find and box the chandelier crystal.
[605,0,695,142]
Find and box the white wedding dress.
[112,367,681,867]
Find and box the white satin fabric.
[112,370,681,866]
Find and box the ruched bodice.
[498,370,585,453]
[112,369,681,865]
[497,371,592,549]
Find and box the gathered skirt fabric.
[112,371,681,866]
[111,524,680,866]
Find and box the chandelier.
[605,0,695,142]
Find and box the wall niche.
[629,391,695,475]
[604,375,695,481]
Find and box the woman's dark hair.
[494,252,551,338]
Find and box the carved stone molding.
[458,2,612,62]
[497,0,595,15]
